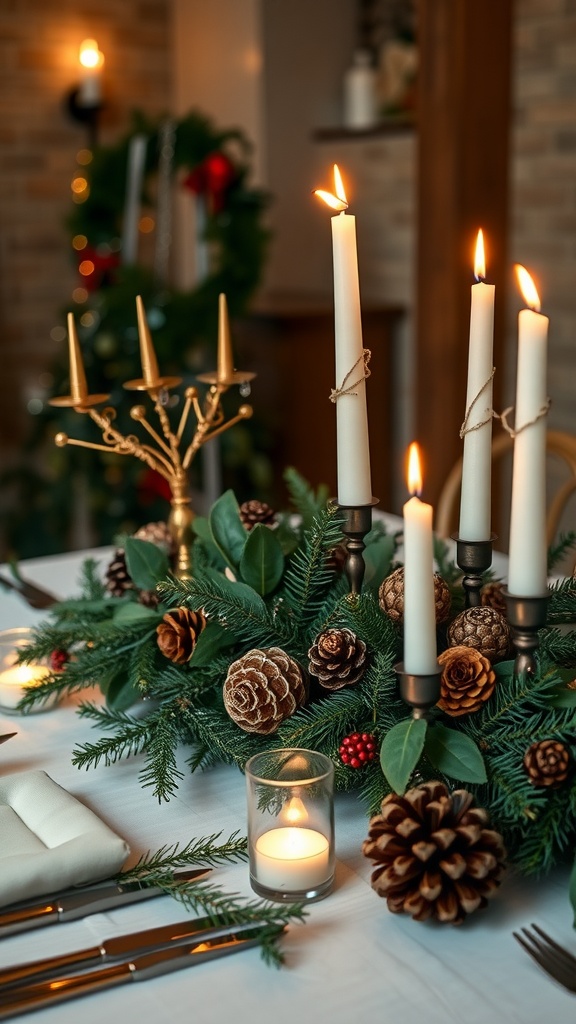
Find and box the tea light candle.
[0,664,51,711]
[254,827,330,892]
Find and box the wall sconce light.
[66,39,105,149]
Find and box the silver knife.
[0,914,269,991]
[0,924,281,1021]
[0,868,212,938]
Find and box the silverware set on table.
[514,923,576,995]
[0,870,283,1019]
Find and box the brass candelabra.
[50,293,255,576]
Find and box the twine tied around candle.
[330,349,371,402]
[499,398,551,439]
[459,368,496,438]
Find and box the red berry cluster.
[50,649,69,672]
[339,732,377,769]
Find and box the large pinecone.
[437,645,496,717]
[105,549,134,597]
[223,647,307,734]
[362,781,506,924]
[156,607,207,663]
[523,739,572,788]
[308,628,367,690]
[447,606,511,662]
[239,500,276,530]
[379,567,451,625]
[134,520,176,556]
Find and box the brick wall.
[0,0,171,473]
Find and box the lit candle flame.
[79,39,104,70]
[407,442,423,497]
[283,795,308,826]
[515,264,541,312]
[314,163,349,212]
[474,229,486,281]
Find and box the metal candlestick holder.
[503,590,548,677]
[337,498,379,595]
[50,294,255,578]
[453,534,496,607]
[394,661,441,720]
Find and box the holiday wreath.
[1,110,271,558]
[18,469,576,924]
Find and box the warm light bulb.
[474,229,486,281]
[515,264,541,312]
[407,442,423,497]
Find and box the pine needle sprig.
[138,705,185,801]
[183,705,269,769]
[72,704,160,769]
[546,576,576,623]
[117,834,307,966]
[547,531,576,574]
[281,503,345,625]
[277,686,366,753]
[283,466,330,528]
[540,626,576,664]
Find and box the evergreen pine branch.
[160,573,287,649]
[72,705,160,769]
[540,626,576,664]
[77,557,108,599]
[182,705,267,768]
[121,832,249,874]
[283,466,330,528]
[546,576,576,623]
[138,704,185,801]
[281,503,345,625]
[343,591,399,655]
[547,531,576,574]
[276,686,366,753]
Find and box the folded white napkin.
[0,770,130,908]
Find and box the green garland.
[19,469,576,917]
[1,110,271,558]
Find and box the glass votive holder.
[0,628,57,714]
[245,748,335,903]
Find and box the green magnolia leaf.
[424,722,487,784]
[209,490,248,571]
[104,671,142,711]
[549,683,576,708]
[380,718,427,794]
[239,524,284,595]
[113,602,162,625]
[190,620,236,667]
[125,537,170,591]
[493,659,515,680]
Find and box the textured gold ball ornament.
[362,781,507,924]
[379,567,451,624]
[447,606,511,662]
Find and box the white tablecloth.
[0,542,573,1024]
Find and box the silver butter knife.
[0,914,268,991]
[0,868,211,938]
[0,924,280,1021]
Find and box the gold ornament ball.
[379,567,451,625]
[447,606,511,662]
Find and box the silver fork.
[513,923,576,994]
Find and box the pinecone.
[105,549,134,597]
[379,567,451,625]
[523,739,572,788]
[447,606,511,662]
[134,520,176,556]
[139,589,160,610]
[437,645,496,717]
[481,581,507,617]
[362,781,507,924]
[223,647,307,734]
[308,628,367,690]
[156,607,207,663]
[238,500,276,530]
[339,731,377,768]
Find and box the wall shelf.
[313,116,415,142]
